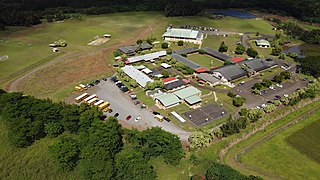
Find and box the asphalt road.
[73,80,192,141]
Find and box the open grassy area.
[232,101,320,179]
[286,118,320,163]
[187,54,224,68]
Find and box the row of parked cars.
[110,76,129,93]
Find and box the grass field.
[286,119,320,163]
[237,105,320,179]
[187,54,224,68]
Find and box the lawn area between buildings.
[225,100,320,179]
[187,54,224,68]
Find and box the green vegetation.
[239,109,320,179]
[286,118,320,163]
[187,54,224,68]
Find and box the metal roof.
[197,73,220,84]
[155,93,180,107]
[171,53,205,70]
[121,66,154,87]
[174,47,199,55]
[244,59,277,72]
[255,39,270,46]
[118,43,152,55]
[173,86,201,100]
[202,47,231,61]
[127,51,166,63]
[164,80,186,90]
[212,64,247,81]
[162,28,201,39]
[185,95,202,105]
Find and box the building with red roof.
[162,77,178,84]
[195,67,207,73]
[231,57,245,63]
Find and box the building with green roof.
[173,86,202,105]
[154,93,180,109]
[162,28,203,44]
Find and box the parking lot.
[69,79,192,141]
[184,103,228,126]
[231,72,308,108]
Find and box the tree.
[161,70,170,78]
[199,49,205,54]
[288,51,298,59]
[206,163,249,180]
[79,117,123,179]
[246,48,258,58]
[113,51,120,57]
[224,60,232,65]
[129,79,138,88]
[188,129,214,149]
[115,149,157,180]
[123,76,130,82]
[49,137,80,171]
[247,109,264,122]
[136,39,143,44]
[261,79,272,87]
[177,40,184,46]
[279,53,287,60]
[271,45,282,56]
[78,107,102,133]
[297,56,320,78]
[145,82,156,90]
[161,42,168,49]
[235,44,245,55]
[253,83,263,90]
[233,96,246,107]
[273,75,284,83]
[263,104,276,113]
[44,122,63,138]
[166,48,173,54]
[218,41,228,52]
[256,32,260,36]
[60,105,80,133]
[280,71,291,79]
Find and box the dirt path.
[5,24,157,92]
[220,98,320,179]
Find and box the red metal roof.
[232,57,245,63]
[162,77,177,83]
[124,60,130,64]
[182,79,190,84]
[195,67,207,73]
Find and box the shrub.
[161,42,168,49]
[246,48,258,57]
[233,96,246,107]
[199,49,205,54]
[177,40,184,46]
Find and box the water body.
[283,45,305,58]
[211,10,256,19]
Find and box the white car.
[261,104,267,108]
[135,117,141,122]
[276,84,283,88]
[269,86,276,90]
[284,94,289,97]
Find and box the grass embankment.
[225,100,320,179]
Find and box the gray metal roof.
[171,53,205,70]
[174,47,199,55]
[121,66,154,87]
[162,28,201,39]
[202,47,231,61]
[164,80,186,90]
[118,43,152,55]
[127,51,166,63]
[244,59,277,72]
[212,64,247,81]
[197,73,220,84]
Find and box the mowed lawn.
[286,118,320,163]
[239,109,320,179]
[187,54,224,68]
[0,12,164,85]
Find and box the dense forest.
[0,0,319,29]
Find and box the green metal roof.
[185,95,202,105]
[133,65,146,70]
[155,93,180,107]
[173,86,201,99]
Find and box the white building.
[121,66,154,87]
[162,28,203,44]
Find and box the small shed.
[103,34,111,38]
[161,63,172,69]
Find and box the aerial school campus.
[1,5,320,180]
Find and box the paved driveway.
[75,80,191,141]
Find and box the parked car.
[269,86,276,90]
[284,94,289,97]
[126,115,132,121]
[102,78,108,81]
[134,101,140,105]
[135,116,141,122]
[164,117,171,122]
[276,83,283,88]
[108,109,113,113]
[130,94,137,100]
[110,76,117,82]
[114,113,119,117]
[152,111,161,115]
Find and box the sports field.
[239,108,320,179]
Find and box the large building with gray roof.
[121,66,154,87]
[118,43,153,56]
[211,64,247,81]
[202,47,231,62]
[244,59,277,72]
[162,28,204,44]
